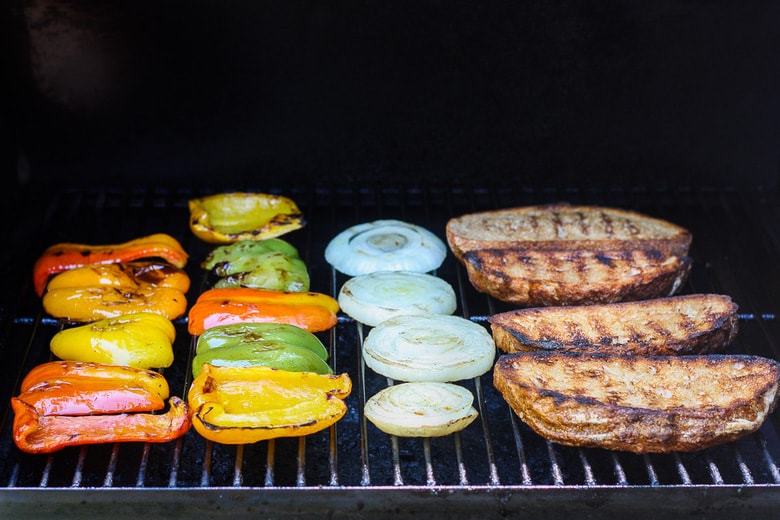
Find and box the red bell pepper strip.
[16,380,166,416]
[11,396,191,454]
[21,361,170,397]
[32,233,189,296]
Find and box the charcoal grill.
[0,182,779,518]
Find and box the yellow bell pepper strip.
[187,364,351,444]
[187,288,339,336]
[21,361,170,399]
[11,396,191,454]
[50,313,176,369]
[32,233,189,296]
[46,261,191,294]
[189,192,305,244]
[196,322,328,359]
[43,286,188,322]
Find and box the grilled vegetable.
[43,285,188,322]
[337,271,456,326]
[325,219,447,276]
[203,239,310,291]
[189,192,304,244]
[187,288,339,335]
[363,314,495,382]
[50,313,176,369]
[196,322,328,359]
[12,396,190,454]
[192,342,332,379]
[188,364,352,444]
[45,261,191,294]
[12,361,190,454]
[32,233,189,296]
[364,382,478,437]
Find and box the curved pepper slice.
[14,380,166,416]
[12,396,190,454]
[191,343,332,379]
[189,192,305,244]
[21,361,170,398]
[188,364,351,444]
[46,261,191,294]
[43,286,188,322]
[187,288,339,335]
[50,313,176,369]
[196,322,328,359]
[33,233,189,296]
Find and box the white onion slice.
[363,314,495,382]
[364,382,478,437]
[325,219,447,276]
[338,271,456,327]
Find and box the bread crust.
[446,204,692,262]
[463,248,691,306]
[489,294,738,355]
[493,351,780,453]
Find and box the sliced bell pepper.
[21,361,170,398]
[189,192,305,244]
[201,239,302,272]
[187,288,339,335]
[191,343,332,379]
[32,233,189,296]
[12,396,190,454]
[12,361,189,454]
[187,364,351,444]
[43,286,188,322]
[45,261,191,294]
[196,322,328,359]
[50,313,176,369]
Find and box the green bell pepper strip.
[202,239,301,274]
[191,343,333,379]
[196,322,328,359]
[213,252,310,292]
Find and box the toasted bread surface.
[489,294,738,355]
[446,204,692,261]
[493,351,780,453]
[464,248,691,306]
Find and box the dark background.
[3,0,780,188]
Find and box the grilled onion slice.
[363,314,495,382]
[325,220,447,276]
[364,382,478,437]
[338,271,457,327]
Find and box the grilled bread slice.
[489,294,738,356]
[494,351,780,453]
[446,204,692,262]
[463,248,691,306]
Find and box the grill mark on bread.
[489,294,738,356]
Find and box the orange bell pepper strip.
[42,286,188,322]
[45,261,191,294]
[188,364,351,444]
[12,396,191,454]
[21,361,170,397]
[187,288,339,335]
[14,380,166,416]
[32,233,189,296]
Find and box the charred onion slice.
[338,271,456,327]
[364,382,478,437]
[325,220,447,276]
[363,314,495,382]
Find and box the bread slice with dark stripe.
[446,203,692,262]
[463,248,691,306]
[489,294,738,356]
[493,351,780,453]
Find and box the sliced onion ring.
[325,220,447,276]
[364,382,478,437]
[363,314,496,382]
[338,271,457,327]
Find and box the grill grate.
[1,183,780,517]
